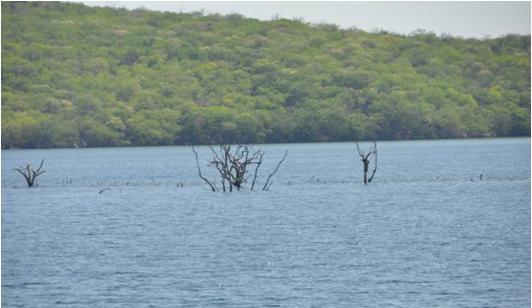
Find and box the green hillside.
[2,2,530,148]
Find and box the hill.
[1,2,530,148]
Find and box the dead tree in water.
[209,144,263,192]
[192,144,287,192]
[356,142,377,184]
[13,159,46,187]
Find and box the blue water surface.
[2,138,530,307]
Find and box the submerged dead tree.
[356,142,377,184]
[13,159,46,187]
[192,144,287,192]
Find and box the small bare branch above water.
[262,150,288,191]
[13,159,46,187]
[355,142,377,184]
[98,187,110,194]
[192,145,217,192]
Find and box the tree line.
[2,2,530,149]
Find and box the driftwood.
[192,144,287,192]
[13,159,45,187]
[355,142,377,184]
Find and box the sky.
[79,1,531,38]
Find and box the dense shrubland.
[2,2,530,148]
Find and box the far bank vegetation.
[2,2,530,149]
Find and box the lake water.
[2,138,530,307]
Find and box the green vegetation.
[2,2,530,148]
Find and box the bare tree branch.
[355,142,377,184]
[250,151,264,191]
[263,150,288,191]
[192,146,217,192]
[355,142,365,158]
[194,143,287,192]
[12,159,46,187]
[368,142,377,183]
[35,159,45,175]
